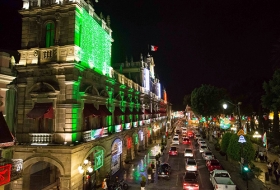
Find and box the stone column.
[60,176,71,190]
[55,12,61,45]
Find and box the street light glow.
[253,131,261,138]
[223,103,228,109]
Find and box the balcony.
[29,133,53,145]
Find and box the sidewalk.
[206,138,279,190]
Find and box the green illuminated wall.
[75,8,111,75]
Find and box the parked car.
[182,128,187,134]
[202,151,215,160]
[183,172,199,190]
[206,159,223,172]
[158,163,171,179]
[169,146,178,156]
[185,158,197,172]
[176,129,181,134]
[199,145,209,153]
[197,139,206,145]
[184,148,194,158]
[172,137,180,145]
[182,137,191,145]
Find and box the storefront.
[111,138,122,175]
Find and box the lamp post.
[222,101,242,131]
[78,159,93,190]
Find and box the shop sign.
[0,164,12,186]
[94,150,104,171]
[133,121,138,127]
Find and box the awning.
[145,109,151,114]
[125,108,133,115]
[0,112,14,147]
[99,105,112,116]
[114,107,124,116]
[27,103,53,119]
[83,104,100,117]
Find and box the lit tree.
[261,69,280,138]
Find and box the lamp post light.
[253,131,262,139]
[222,101,242,131]
[78,159,93,190]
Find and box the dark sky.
[2,0,280,110]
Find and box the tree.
[191,84,228,142]
[261,69,280,138]
[227,134,255,163]
[183,94,191,107]
[191,84,228,116]
[221,132,233,153]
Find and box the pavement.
[206,137,279,190]
[96,121,280,190]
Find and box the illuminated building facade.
[4,1,171,190]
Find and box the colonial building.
[0,0,172,190]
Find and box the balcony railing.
[83,127,108,142]
[29,133,53,145]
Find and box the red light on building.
[127,137,132,149]
[0,164,12,186]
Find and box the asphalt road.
[153,125,214,190]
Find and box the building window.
[45,22,55,47]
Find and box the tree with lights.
[261,69,280,139]
[191,84,228,141]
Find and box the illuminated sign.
[140,131,143,141]
[125,123,131,130]
[133,121,138,127]
[143,68,150,91]
[115,124,123,133]
[90,127,108,140]
[94,150,104,170]
[157,83,161,98]
[127,137,132,149]
[0,164,12,186]
[112,139,122,156]
[134,134,138,145]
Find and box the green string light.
[76,7,112,75]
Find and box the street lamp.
[253,131,262,138]
[78,159,93,190]
[222,101,242,130]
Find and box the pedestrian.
[274,168,280,185]
[267,162,273,176]
[102,178,108,190]
[273,160,279,170]
[254,150,259,161]
[140,175,146,190]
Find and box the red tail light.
[195,184,198,187]
[183,183,187,186]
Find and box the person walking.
[273,160,279,170]
[274,168,280,185]
[102,178,108,190]
[267,162,273,176]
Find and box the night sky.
[2,0,280,110]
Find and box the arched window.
[45,22,55,47]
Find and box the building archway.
[22,157,64,190]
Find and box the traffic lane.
[192,138,214,190]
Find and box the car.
[182,137,191,145]
[185,158,197,172]
[199,145,209,153]
[176,129,181,134]
[169,146,178,156]
[187,131,194,138]
[202,151,215,160]
[183,172,199,190]
[199,141,207,146]
[206,159,223,172]
[194,134,201,140]
[184,148,194,157]
[197,139,205,145]
[158,163,171,179]
[182,134,188,139]
[174,134,179,138]
[182,128,187,134]
[172,137,180,145]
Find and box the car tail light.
[195,184,198,187]
[183,183,187,186]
